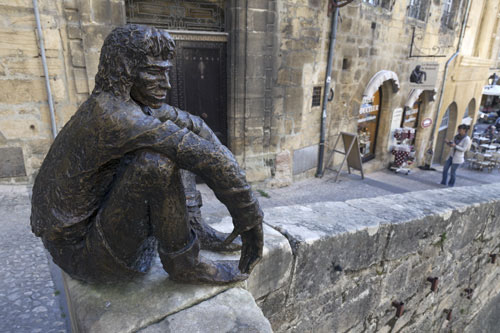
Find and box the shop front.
[402,94,422,146]
[357,70,400,163]
[358,90,381,162]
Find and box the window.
[312,87,322,107]
[440,109,450,130]
[362,0,392,9]
[441,0,460,29]
[407,0,428,21]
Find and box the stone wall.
[0,0,66,182]
[63,183,500,332]
[0,0,123,184]
[257,183,500,332]
[271,0,467,179]
[2,0,500,186]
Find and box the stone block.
[82,24,111,49]
[138,288,272,333]
[64,0,78,10]
[248,0,269,10]
[6,57,64,77]
[90,0,111,24]
[0,79,46,104]
[245,77,266,99]
[83,51,100,90]
[250,9,268,32]
[110,1,126,26]
[50,76,67,102]
[67,24,82,39]
[201,218,293,300]
[287,51,315,69]
[63,256,237,333]
[70,40,85,67]
[0,29,38,57]
[246,31,267,54]
[256,287,287,323]
[64,9,79,23]
[42,28,61,51]
[264,201,387,300]
[268,150,292,188]
[73,68,89,94]
[292,144,318,175]
[0,147,26,178]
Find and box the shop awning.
[363,70,400,98]
[482,85,500,96]
[404,88,437,107]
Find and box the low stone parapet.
[62,183,500,332]
[260,183,500,332]
[62,222,285,332]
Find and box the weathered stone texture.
[0,0,83,182]
[138,288,272,333]
[260,184,500,332]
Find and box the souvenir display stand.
[390,128,415,175]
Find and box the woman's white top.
[447,135,471,164]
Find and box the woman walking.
[440,124,471,187]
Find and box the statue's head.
[93,24,175,108]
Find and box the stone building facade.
[0,0,499,186]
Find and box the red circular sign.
[421,118,433,128]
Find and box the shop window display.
[401,96,422,146]
[358,89,381,162]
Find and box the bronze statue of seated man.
[30,24,263,284]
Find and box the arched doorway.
[358,70,400,162]
[435,102,458,164]
[463,98,476,126]
[125,0,228,144]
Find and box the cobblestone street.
[0,186,66,333]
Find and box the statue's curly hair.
[93,24,175,98]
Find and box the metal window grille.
[363,0,391,9]
[408,0,425,21]
[440,109,450,130]
[126,0,225,32]
[442,0,453,27]
[312,87,322,107]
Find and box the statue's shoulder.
[93,92,141,117]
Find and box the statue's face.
[130,55,172,109]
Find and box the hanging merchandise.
[390,127,416,175]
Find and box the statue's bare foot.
[159,231,247,285]
[190,216,242,252]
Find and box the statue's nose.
[163,72,171,90]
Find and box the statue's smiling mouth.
[150,91,167,99]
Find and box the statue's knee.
[127,150,177,182]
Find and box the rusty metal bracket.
[392,301,404,318]
[427,277,439,292]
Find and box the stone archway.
[358,70,400,163]
[463,98,476,125]
[435,102,458,164]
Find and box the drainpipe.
[315,5,339,177]
[33,0,57,139]
[428,0,471,167]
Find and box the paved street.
[0,186,66,333]
[1,163,500,332]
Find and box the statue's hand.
[223,223,263,274]
[239,223,263,274]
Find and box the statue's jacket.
[31,92,261,250]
